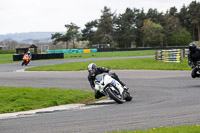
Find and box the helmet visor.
[189,47,196,52]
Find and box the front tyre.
[106,88,124,104]
[21,60,25,66]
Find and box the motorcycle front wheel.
[21,60,25,66]
[106,88,124,104]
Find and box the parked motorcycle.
[94,73,132,104]
[21,54,30,66]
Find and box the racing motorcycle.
[94,73,132,104]
[195,61,200,69]
[21,54,30,66]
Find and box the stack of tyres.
[13,53,64,61]
[156,49,183,63]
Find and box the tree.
[51,32,70,49]
[163,12,183,46]
[114,8,136,48]
[1,39,18,50]
[167,29,192,46]
[178,5,192,32]
[95,6,116,46]
[134,8,146,47]
[65,23,80,48]
[51,23,80,49]
[145,8,164,25]
[188,1,200,44]
[141,19,164,47]
[168,6,178,16]
[163,9,193,46]
[81,20,98,45]
[51,33,63,44]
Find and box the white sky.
[0,0,196,35]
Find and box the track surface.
[1,57,200,133]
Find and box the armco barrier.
[13,53,64,61]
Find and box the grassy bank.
[26,57,191,71]
[0,50,154,64]
[109,125,200,133]
[0,54,14,63]
[0,87,96,114]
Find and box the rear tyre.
[124,91,132,101]
[106,88,124,104]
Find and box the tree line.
[52,1,200,48]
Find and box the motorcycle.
[21,54,30,66]
[196,61,200,70]
[94,73,132,104]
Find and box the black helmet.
[88,63,96,76]
[189,42,197,52]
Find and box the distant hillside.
[0,32,64,43]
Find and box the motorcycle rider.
[188,42,200,78]
[25,51,32,64]
[87,63,128,99]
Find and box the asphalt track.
[1,56,200,133]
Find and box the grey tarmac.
[1,57,200,133]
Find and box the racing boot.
[117,80,129,91]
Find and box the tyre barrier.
[155,49,183,63]
[13,53,64,61]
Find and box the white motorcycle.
[94,73,132,104]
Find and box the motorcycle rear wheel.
[124,91,132,101]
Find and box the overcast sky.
[0,0,197,35]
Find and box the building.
[16,44,38,54]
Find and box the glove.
[189,62,194,68]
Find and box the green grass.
[0,50,15,54]
[0,54,14,63]
[26,57,191,71]
[109,125,200,133]
[0,87,96,114]
[0,50,154,64]
[64,50,155,59]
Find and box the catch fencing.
[155,49,184,63]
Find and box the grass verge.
[64,50,155,59]
[109,125,200,133]
[26,57,191,71]
[0,50,154,64]
[0,54,14,63]
[0,87,96,114]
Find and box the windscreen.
[95,74,104,82]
